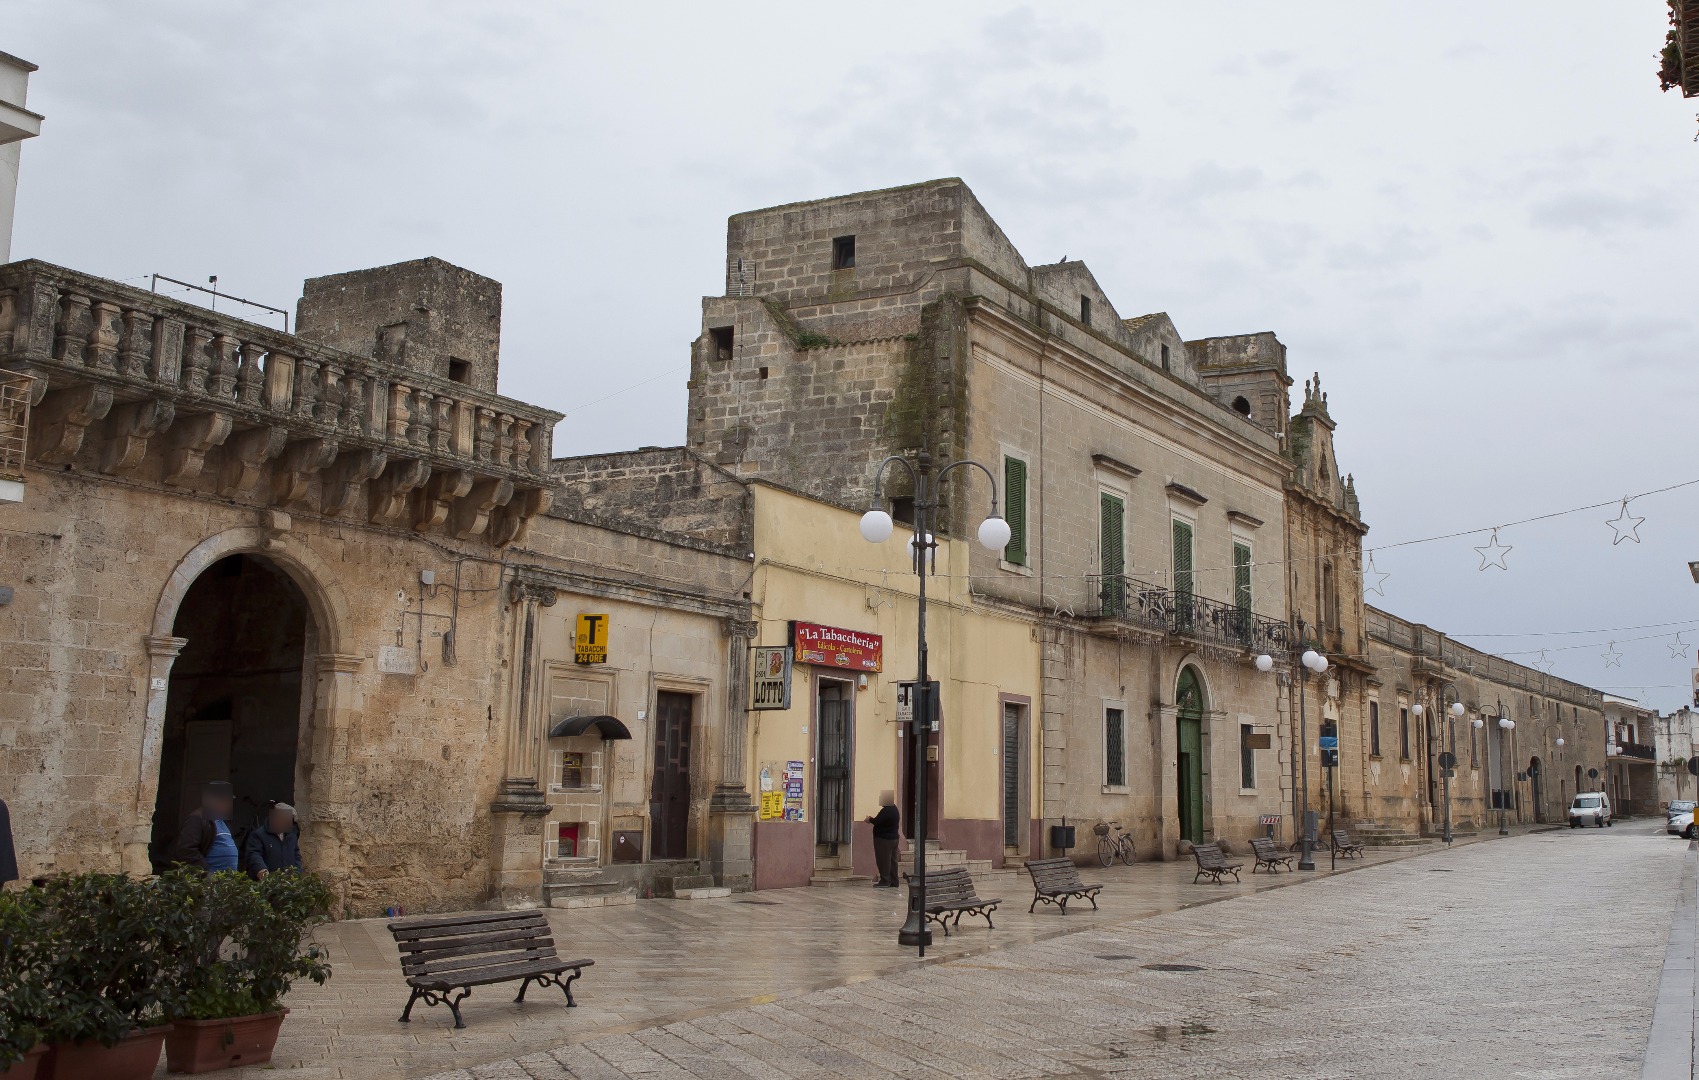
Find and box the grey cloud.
[1528,189,1678,234]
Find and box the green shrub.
[0,890,50,1066]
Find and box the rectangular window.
[559,751,586,789]
[1399,707,1410,760]
[709,326,733,362]
[1172,517,1194,599]
[1099,492,1126,615]
[1003,455,1028,566]
[1105,708,1126,787]
[1370,702,1381,757]
[1470,721,1479,768]
[1161,343,1171,371]
[447,357,471,383]
[831,235,856,270]
[1080,296,1091,325]
[1232,540,1252,642]
[1240,723,1255,788]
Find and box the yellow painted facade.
[745,484,1041,887]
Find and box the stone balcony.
[0,260,561,544]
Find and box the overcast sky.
[11,2,1699,709]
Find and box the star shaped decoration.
[1604,498,1644,545]
[1365,553,1390,597]
[1533,649,1554,673]
[1671,634,1690,660]
[1602,641,1623,668]
[1474,528,1512,571]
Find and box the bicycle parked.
[1093,820,1136,866]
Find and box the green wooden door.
[1177,667,1204,844]
[1100,493,1125,615]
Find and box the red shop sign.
[792,621,883,672]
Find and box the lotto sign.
[575,613,610,664]
[751,646,793,710]
[792,621,882,672]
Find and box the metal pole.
[1442,710,1453,845]
[1498,699,1509,837]
[1298,666,1315,871]
[898,456,933,955]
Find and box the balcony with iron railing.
[0,261,561,542]
[1091,574,1292,655]
[1615,741,1657,762]
[0,368,30,501]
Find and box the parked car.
[1668,800,1696,837]
[1569,792,1612,828]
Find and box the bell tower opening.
[148,553,312,870]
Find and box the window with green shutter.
[1172,518,1194,632]
[1003,456,1027,566]
[1232,541,1252,642]
[1099,492,1125,615]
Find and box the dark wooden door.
[1001,703,1022,848]
[650,691,693,860]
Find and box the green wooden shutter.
[1003,456,1027,566]
[1099,493,1125,615]
[1172,519,1193,600]
[1233,542,1252,614]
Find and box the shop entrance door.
[649,691,693,860]
[815,680,853,852]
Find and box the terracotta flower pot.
[43,1027,168,1080]
[163,1009,287,1074]
[0,1046,49,1080]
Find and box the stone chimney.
[295,257,502,393]
[0,51,43,265]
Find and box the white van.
[1568,792,1612,828]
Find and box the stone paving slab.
[418,822,1684,1080]
[152,825,1620,1078]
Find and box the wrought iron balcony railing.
[1092,575,1292,654]
[1616,742,1656,761]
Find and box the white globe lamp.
[1411,704,1424,718]
[1556,737,1565,748]
[1254,654,1274,673]
[1499,717,1514,730]
[1472,717,1484,730]
[907,531,934,561]
[859,509,894,544]
[1450,702,1466,719]
[976,515,1012,552]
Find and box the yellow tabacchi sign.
[575,613,609,664]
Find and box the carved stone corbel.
[271,436,341,507]
[449,476,514,540]
[164,411,234,485]
[488,485,553,547]
[217,424,288,499]
[368,457,431,526]
[33,383,114,464]
[321,447,387,518]
[413,467,473,530]
[100,399,176,475]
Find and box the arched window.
[1232,396,1251,416]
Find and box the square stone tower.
[295,257,502,393]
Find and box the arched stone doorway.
[147,553,314,870]
[1176,666,1206,845]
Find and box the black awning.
[548,714,633,740]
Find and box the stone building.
[0,256,752,912]
[685,178,1299,859]
[1654,705,1699,807]
[1364,607,1608,833]
[1604,695,1658,816]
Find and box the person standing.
[867,791,901,888]
[243,802,302,879]
[0,796,17,886]
[171,780,240,873]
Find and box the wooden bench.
[903,866,1001,935]
[388,910,593,1029]
[1250,837,1294,873]
[1190,842,1244,884]
[1025,857,1103,914]
[1331,829,1364,859]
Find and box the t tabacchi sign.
[792,621,882,672]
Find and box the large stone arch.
[128,526,360,881]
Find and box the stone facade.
[1604,696,1658,816]
[1654,706,1699,807]
[1364,606,1607,833]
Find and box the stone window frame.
[1102,698,1129,793]
[1369,699,1382,759]
[1238,721,1257,792]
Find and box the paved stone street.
[411,823,1683,1080]
[171,823,1686,1079]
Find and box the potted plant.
[161,870,332,1074]
[29,873,178,1080]
[0,889,50,1079]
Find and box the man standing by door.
[868,791,900,888]
[170,780,240,873]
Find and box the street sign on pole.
[1438,751,1456,770]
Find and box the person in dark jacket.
[0,796,18,886]
[867,791,901,888]
[243,802,302,879]
[171,781,239,873]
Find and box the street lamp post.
[1256,645,1327,871]
[1497,700,1515,836]
[859,450,1009,957]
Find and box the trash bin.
[1049,824,1076,852]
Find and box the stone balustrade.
[0,260,562,545]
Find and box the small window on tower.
[709,326,733,363]
[1080,296,1091,325]
[447,357,471,384]
[831,235,856,270]
[1232,396,1251,416]
[1160,344,1171,371]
